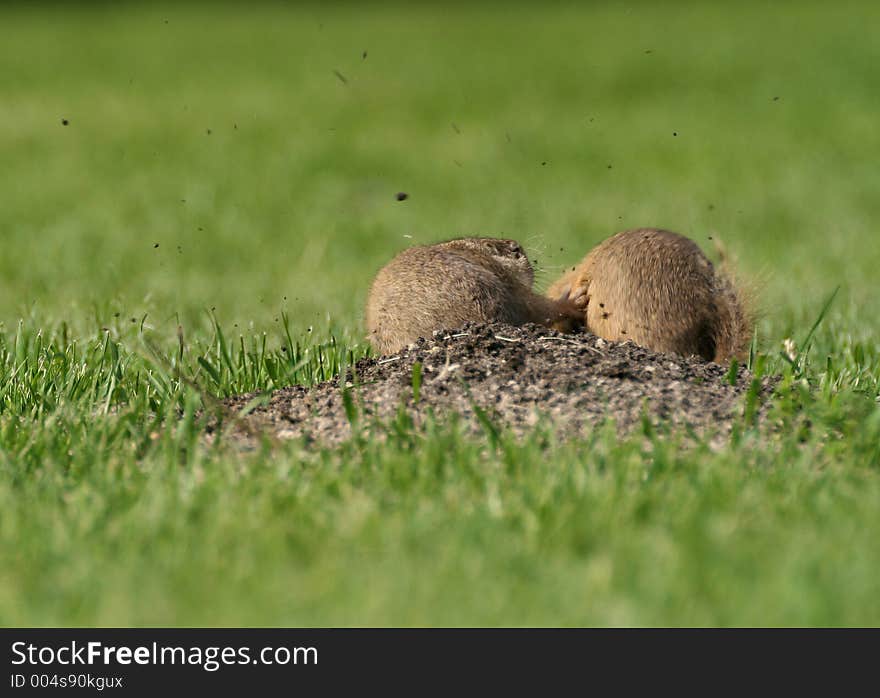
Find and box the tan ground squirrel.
[547,228,754,363]
[366,237,583,355]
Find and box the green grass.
[1,1,879,626]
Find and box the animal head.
[440,237,535,287]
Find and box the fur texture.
[366,237,582,355]
[547,228,754,363]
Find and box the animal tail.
[710,238,759,364]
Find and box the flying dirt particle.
[607,164,613,169]
[198,227,203,231]
[673,131,678,136]
[153,243,159,249]
[333,70,348,85]
[452,123,461,134]
[773,96,780,101]
[234,123,238,130]
[644,49,653,54]
[177,246,182,253]
[362,50,367,59]
[541,161,547,166]
[453,160,462,167]
[396,192,409,201]
[505,132,511,143]
[708,204,715,210]
[571,267,576,271]
[708,236,714,240]
[114,312,120,317]
[61,118,69,126]
[206,129,212,135]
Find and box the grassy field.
[1,1,879,626]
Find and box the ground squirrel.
[366,237,583,355]
[547,228,754,363]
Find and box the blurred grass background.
[1,1,879,626]
[3,1,878,342]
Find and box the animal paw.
[567,273,591,310]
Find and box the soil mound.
[216,323,774,446]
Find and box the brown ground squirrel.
[547,228,754,363]
[366,237,583,355]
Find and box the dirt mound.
[215,323,775,446]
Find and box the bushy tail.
[710,239,759,363]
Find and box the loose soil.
[214,323,776,447]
